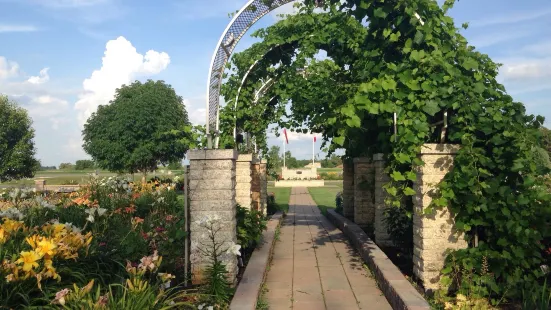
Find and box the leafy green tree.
[265,146,282,178]
[0,95,40,182]
[58,163,74,170]
[83,80,191,176]
[540,127,551,155]
[167,161,183,170]
[75,159,95,170]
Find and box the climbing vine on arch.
[221,0,551,302]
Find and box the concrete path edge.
[326,209,431,310]
[230,211,284,310]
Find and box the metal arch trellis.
[207,0,434,147]
[206,0,298,148]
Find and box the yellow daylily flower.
[36,239,57,257]
[0,228,6,244]
[16,251,42,272]
[26,235,40,248]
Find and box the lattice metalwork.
[206,0,296,147]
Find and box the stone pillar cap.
[188,149,238,160]
[237,154,254,162]
[419,144,460,155]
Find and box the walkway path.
[265,187,392,309]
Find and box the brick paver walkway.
[265,187,392,309]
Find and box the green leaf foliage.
[219,0,551,301]
[0,95,40,182]
[82,80,191,174]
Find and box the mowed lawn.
[318,168,342,173]
[267,187,291,213]
[308,186,341,215]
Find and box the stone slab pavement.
[265,187,392,310]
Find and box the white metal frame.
[206,0,296,148]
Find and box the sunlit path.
[265,187,392,310]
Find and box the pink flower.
[53,288,70,305]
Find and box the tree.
[541,127,551,155]
[75,160,95,170]
[59,163,74,170]
[167,161,183,170]
[0,95,40,182]
[82,80,191,175]
[265,146,282,178]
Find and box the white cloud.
[0,24,39,32]
[0,56,19,79]
[500,58,551,80]
[495,40,551,95]
[184,96,206,125]
[470,7,551,28]
[74,36,170,126]
[468,30,530,49]
[27,68,50,84]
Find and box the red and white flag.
[283,128,289,144]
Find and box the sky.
[0,0,549,166]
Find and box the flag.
[314,136,317,143]
[283,128,289,144]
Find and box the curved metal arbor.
[206,0,296,148]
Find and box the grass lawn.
[308,186,341,215]
[267,187,291,213]
[318,168,343,173]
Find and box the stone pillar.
[259,159,268,215]
[251,158,261,212]
[236,154,253,209]
[413,144,467,292]
[35,179,46,192]
[342,160,355,220]
[188,149,238,284]
[373,154,393,247]
[353,158,375,230]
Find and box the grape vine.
[220,0,551,301]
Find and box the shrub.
[335,192,343,214]
[267,193,277,215]
[236,205,267,250]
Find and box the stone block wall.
[353,158,375,230]
[259,160,268,215]
[188,149,238,284]
[251,158,261,212]
[342,160,354,220]
[412,144,467,291]
[236,154,253,209]
[281,167,318,180]
[373,154,392,247]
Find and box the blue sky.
[0,0,549,166]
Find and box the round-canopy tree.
[0,95,40,182]
[82,80,191,176]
